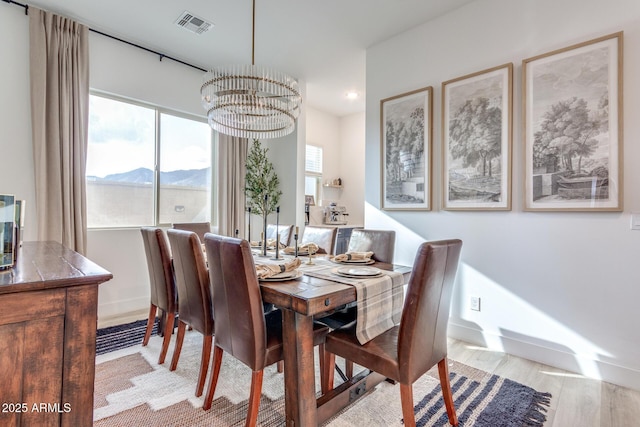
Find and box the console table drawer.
[0,289,66,325]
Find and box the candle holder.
[305,248,315,265]
[294,233,298,258]
[271,207,283,260]
[247,207,251,241]
[261,194,268,257]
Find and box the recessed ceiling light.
[345,92,359,100]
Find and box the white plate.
[334,271,383,279]
[332,258,375,265]
[335,266,382,277]
[259,270,303,282]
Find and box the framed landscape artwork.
[380,87,432,210]
[523,32,623,211]
[442,63,513,210]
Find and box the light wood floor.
[446,338,640,426]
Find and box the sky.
[87,95,211,178]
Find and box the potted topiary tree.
[244,139,282,256]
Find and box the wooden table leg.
[281,308,318,427]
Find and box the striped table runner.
[302,264,404,344]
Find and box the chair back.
[140,227,177,313]
[167,229,213,336]
[301,225,338,255]
[204,234,268,370]
[347,229,396,264]
[398,239,462,384]
[266,224,294,246]
[172,222,211,242]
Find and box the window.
[86,94,214,228]
[305,145,323,205]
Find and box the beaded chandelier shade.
[200,0,302,139]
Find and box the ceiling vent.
[175,11,213,35]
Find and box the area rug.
[94,329,551,426]
[96,319,158,355]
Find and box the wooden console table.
[0,241,112,427]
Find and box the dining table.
[256,252,411,426]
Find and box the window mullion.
[154,109,161,226]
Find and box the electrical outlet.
[470,296,481,311]
[631,213,640,230]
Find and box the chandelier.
[200,0,302,139]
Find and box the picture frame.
[523,32,623,211]
[380,86,433,211]
[442,63,513,210]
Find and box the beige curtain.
[217,134,248,237]
[29,8,90,254]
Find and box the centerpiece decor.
[245,139,282,256]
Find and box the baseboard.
[448,322,640,392]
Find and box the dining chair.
[323,239,463,427]
[172,222,211,242]
[300,225,338,255]
[140,227,178,365]
[202,234,329,426]
[321,229,397,377]
[266,223,294,246]
[166,229,214,397]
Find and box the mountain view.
[87,167,211,187]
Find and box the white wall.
[0,5,36,242]
[261,130,302,231]
[365,0,640,390]
[339,113,365,225]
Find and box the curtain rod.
[3,0,207,73]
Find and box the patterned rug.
[94,326,551,426]
[96,319,158,355]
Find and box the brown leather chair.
[347,229,396,263]
[266,223,294,246]
[172,222,211,242]
[300,225,337,255]
[140,227,177,365]
[324,239,463,427]
[166,229,214,397]
[202,234,329,426]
